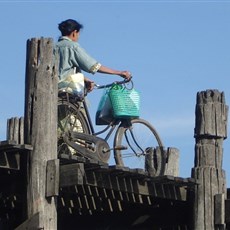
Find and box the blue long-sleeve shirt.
[55,36,101,80]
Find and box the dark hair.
[58,19,83,36]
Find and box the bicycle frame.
[79,78,133,142]
[81,98,122,143]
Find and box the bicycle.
[57,78,166,176]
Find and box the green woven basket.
[109,84,140,118]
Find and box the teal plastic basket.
[109,85,140,118]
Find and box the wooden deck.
[0,142,196,229]
[59,153,195,214]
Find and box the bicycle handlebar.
[94,77,132,89]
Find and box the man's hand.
[84,77,95,92]
[119,71,132,80]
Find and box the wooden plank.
[80,185,96,213]
[125,177,136,203]
[6,117,24,145]
[0,151,20,170]
[6,151,19,169]
[19,117,24,144]
[0,152,7,167]
[163,184,172,200]
[155,183,165,198]
[118,178,129,203]
[141,195,152,205]
[80,195,90,212]
[60,163,84,187]
[164,147,179,176]
[106,189,122,212]
[83,170,190,201]
[132,179,150,196]
[15,212,40,230]
[13,117,19,144]
[97,187,113,212]
[225,199,230,223]
[0,142,33,151]
[89,186,103,212]
[46,159,59,197]
[85,171,97,186]
[84,161,109,171]
[214,193,225,225]
[0,140,17,146]
[110,176,124,201]
[129,168,146,176]
[102,174,123,211]
[169,185,177,200]
[109,165,130,172]
[7,118,18,144]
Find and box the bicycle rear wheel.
[57,98,91,156]
[114,118,165,176]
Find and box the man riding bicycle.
[55,19,132,93]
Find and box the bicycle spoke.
[121,152,145,158]
[129,127,145,154]
[124,129,137,155]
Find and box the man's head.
[58,19,83,41]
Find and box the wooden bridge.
[0,38,229,230]
[0,136,195,229]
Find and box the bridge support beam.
[192,89,228,230]
[23,38,59,229]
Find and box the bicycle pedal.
[113,145,128,151]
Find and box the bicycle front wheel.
[114,118,165,175]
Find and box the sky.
[0,0,229,185]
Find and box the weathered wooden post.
[192,89,228,230]
[20,38,59,229]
